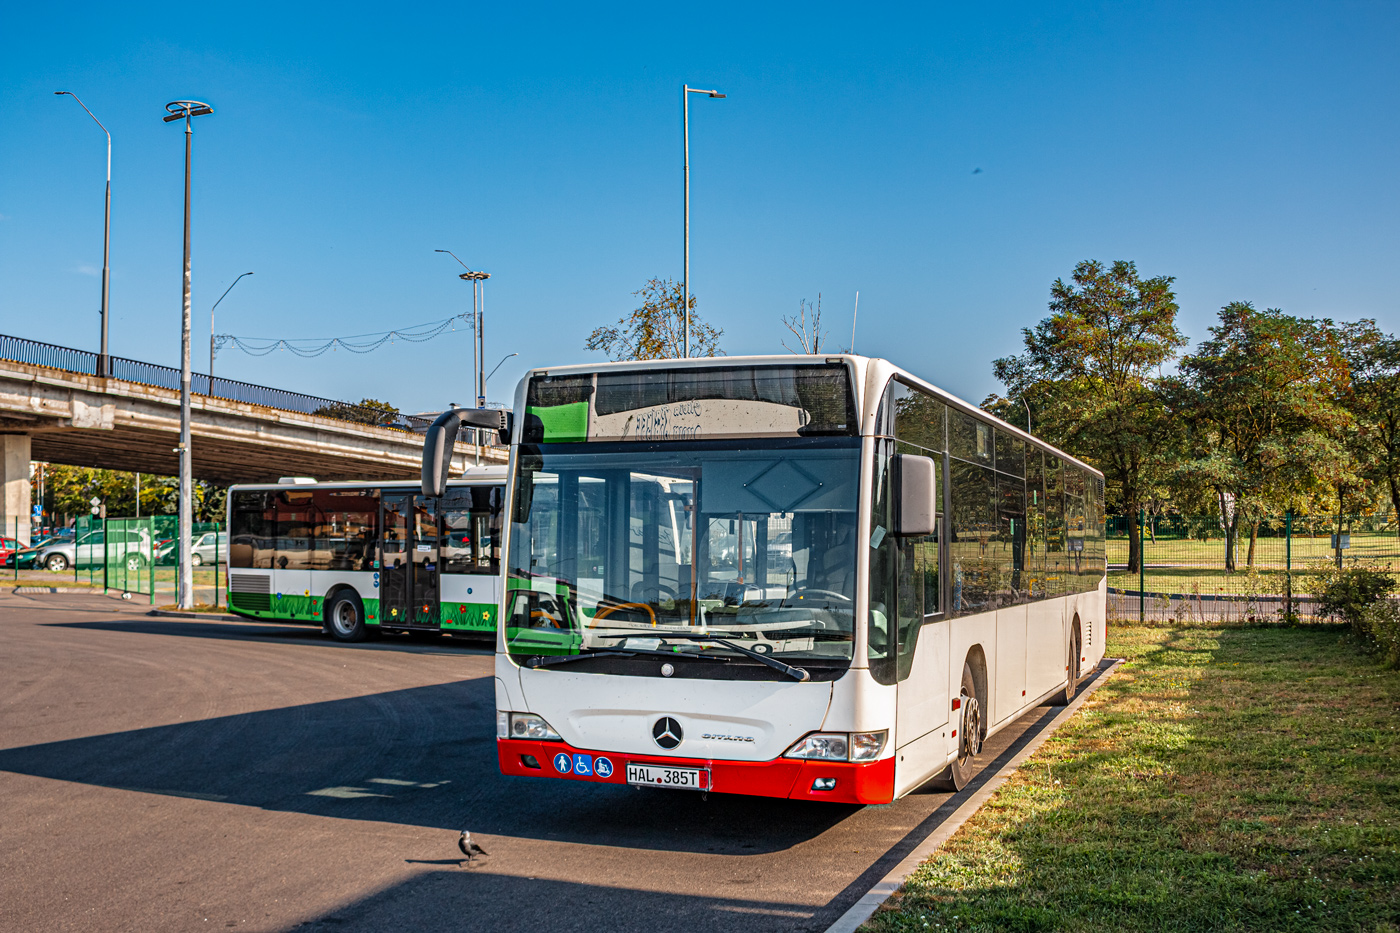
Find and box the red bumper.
[497,738,895,804]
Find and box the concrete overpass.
[0,335,506,544]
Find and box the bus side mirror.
[893,453,936,537]
[422,408,513,496]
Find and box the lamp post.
[163,99,213,610]
[209,272,253,380]
[484,352,518,398]
[682,84,725,359]
[434,250,491,407]
[55,91,112,377]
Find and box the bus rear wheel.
[931,663,981,792]
[327,592,368,643]
[1051,623,1082,706]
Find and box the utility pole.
[55,92,112,377]
[164,100,213,609]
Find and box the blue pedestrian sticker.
[553,752,572,774]
[593,756,614,779]
[572,754,593,776]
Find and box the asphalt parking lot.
[0,591,1093,933]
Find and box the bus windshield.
[506,438,861,672]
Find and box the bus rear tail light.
[784,730,887,762]
[497,711,561,741]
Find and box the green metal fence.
[1107,511,1399,622]
[5,514,224,608]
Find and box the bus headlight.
[783,730,888,762]
[499,711,561,741]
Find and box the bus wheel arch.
[930,646,988,792]
[324,587,370,643]
[964,644,989,739]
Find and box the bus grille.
[229,592,271,612]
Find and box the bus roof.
[512,355,1103,480]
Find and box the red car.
[0,537,18,563]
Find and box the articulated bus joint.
[496,738,895,805]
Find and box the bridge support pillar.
[1,434,31,547]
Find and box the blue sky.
[2,2,1397,415]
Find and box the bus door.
[409,495,441,627]
[380,494,414,628]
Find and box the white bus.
[423,357,1105,803]
[226,469,506,641]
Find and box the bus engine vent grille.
[229,592,271,612]
[230,574,272,594]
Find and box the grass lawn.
[864,624,1400,932]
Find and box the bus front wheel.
[931,663,981,792]
[327,592,369,643]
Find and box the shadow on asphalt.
[0,674,853,855]
[42,616,495,655]
[288,871,825,933]
[280,673,1106,933]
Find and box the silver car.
[39,528,153,572]
[156,532,228,566]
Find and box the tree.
[1167,303,1354,570]
[782,295,828,354]
[1341,321,1400,541]
[585,278,723,361]
[39,465,226,525]
[314,398,400,427]
[992,259,1186,572]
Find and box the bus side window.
[230,490,272,569]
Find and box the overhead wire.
[213,312,473,359]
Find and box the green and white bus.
[226,468,506,641]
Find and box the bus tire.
[1051,621,1082,706]
[930,663,981,792]
[327,591,369,643]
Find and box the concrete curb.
[823,658,1125,933]
[147,609,247,623]
[10,586,105,594]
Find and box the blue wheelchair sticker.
[553,753,572,774]
[593,756,614,779]
[572,754,593,776]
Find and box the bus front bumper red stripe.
[497,738,895,804]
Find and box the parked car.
[156,532,228,566]
[37,528,152,572]
[3,536,63,569]
[0,536,18,564]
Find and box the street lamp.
[434,250,491,407]
[484,352,518,395]
[683,84,725,359]
[209,272,253,380]
[55,91,112,377]
[163,99,213,611]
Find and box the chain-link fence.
[5,514,225,609]
[1107,511,1399,622]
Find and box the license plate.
[626,763,708,790]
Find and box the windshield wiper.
[521,645,730,669]
[607,632,811,682]
[523,648,637,669]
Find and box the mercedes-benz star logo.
[652,717,683,750]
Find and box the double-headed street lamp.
[163,99,213,611]
[682,84,725,359]
[54,91,112,377]
[435,250,491,407]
